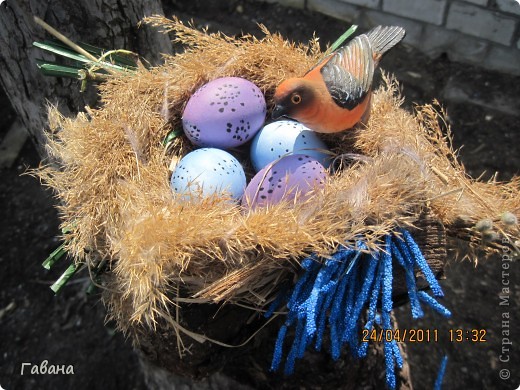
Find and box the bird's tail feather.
[366,26,405,58]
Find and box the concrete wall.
[256,0,520,75]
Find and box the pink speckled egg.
[182,77,267,148]
[242,154,327,209]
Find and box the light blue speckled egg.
[170,148,246,201]
[250,120,330,172]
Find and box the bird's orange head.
[272,78,316,121]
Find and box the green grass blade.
[324,25,358,56]
[50,263,78,294]
[78,42,138,68]
[33,41,90,63]
[311,25,359,71]
[36,60,82,78]
[45,38,138,69]
[86,282,98,295]
[34,41,134,73]
[42,243,67,270]
[162,128,184,146]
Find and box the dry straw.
[37,17,519,338]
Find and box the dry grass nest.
[37,17,519,336]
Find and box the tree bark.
[0,0,172,151]
[0,2,416,389]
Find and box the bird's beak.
[272,104,287,120]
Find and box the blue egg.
[250,120,330,172]
[170,148,246,200]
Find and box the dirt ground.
[0,1,518,389]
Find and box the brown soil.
[1,1,518,389]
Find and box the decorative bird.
[272,26,405,133]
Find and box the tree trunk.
[0,0,172,151]
[0,2,415,389]
[136,309,414,390]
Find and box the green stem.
[50,263,78,294]
[42,243,67,270]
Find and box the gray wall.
[257,0,520,75]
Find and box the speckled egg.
[182,77,267,148]
[250,120,330,172]
[242,154,327,208]
[170,148,246,200]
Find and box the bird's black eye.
[291,93,302,105]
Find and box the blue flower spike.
[434,355,449,390]
[267,228,450,390]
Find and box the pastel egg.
[242,154,327,209]
[171,148,246,200]
[250,120,330,172]
[182,77,267,148]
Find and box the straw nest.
[38,17,519,336]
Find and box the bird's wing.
[366,25,405,61]
[320,34,374,110]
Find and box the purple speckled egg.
[182,77,267,148]
[242,154,327,209]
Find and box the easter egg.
[250,120,330,171]
[171,148,246,200]
[242,154,327,208]
[182,77,267,148]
